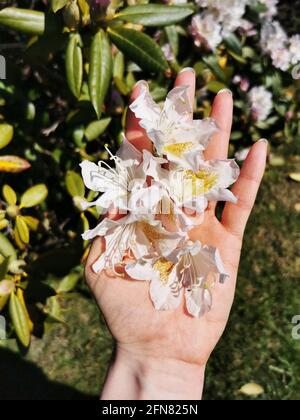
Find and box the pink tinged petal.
[197,245,229,284]
[125,260,153,281]
[185,287,212,318]
[129,85,161,129]
[150,267,182,311]
[116,136,142,165]
[164,86,192,117]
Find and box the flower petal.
[150,265,182,311]
[185,287,212,318]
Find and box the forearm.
[101,347,205,400]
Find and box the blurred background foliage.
[0,0,299,399]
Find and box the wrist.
[101,346,206,400]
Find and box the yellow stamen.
[139,222,162,243]
[163,142,193,158]
[154,258,174,285]
[184,169,218,195]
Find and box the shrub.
[0,0,299,347]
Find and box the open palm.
[85,70,267,384]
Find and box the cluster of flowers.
[171,0,300,72]
[260,21,300,71]
[80,84,240,317]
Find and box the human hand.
[84,69,267,400]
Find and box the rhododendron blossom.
[81,85,239,318]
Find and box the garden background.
[0,0,300,400]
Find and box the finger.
[174,68,196,120]
[204,89,233,161]
[125,81,152,152]
[221,139,268,238]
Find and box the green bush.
[0,0,299,348]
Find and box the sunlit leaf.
[0,7,45,35]
[0,156,31,173]
[20,184,48,208]
[50,0,68,13]
[16,216,30,244]
[114,4,193,26]
[66,33,83,99]
[2,184,17,205]
[0,124,14,150]
[0,233,17,260]
[89,30,113,119]
[108,27,169,74]
[85,118,112,141]
[22,216,40,232]
[65,170,85,198]
[9,291,31,347]
[0,280,15,311]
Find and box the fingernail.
[179,67,195,74]
[258,138,268,145]
[133,80,149,90]
[217,88,232,95]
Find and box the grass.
[0,166,300,400]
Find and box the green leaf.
[203,56,227,83]
[57,272,81,293]
[165,25,179,57]
[20,184,48,208]
[9,292,31,347]
[85,118,112,141]
[51,0,68,13]
[16,216,30,244]
[108,27,169,74]
[2,184,17,205]
[0,258,10,280]
[206,80,227,94]
[114,4,193,26]
[0,233,17,260]
[66,33,83,99]
[22,216,40,232]
[224,34,242,55]
[0,124,14,150]
[0,280,15,311]
[0,8,45,35]
[89,30,113,119]
[65,170,85,198]
[113,50,125,80]
[0,156,31,173]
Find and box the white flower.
[248,86,273,122]
[289,35,300,66]
[130,84,218,166]
[190,13,222,50]
[167,159,240,213]
[257,0,279,20]
[260,21,293,71]
[83,214,186,274]
[126,241,229,317]
[80,139,164,214]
